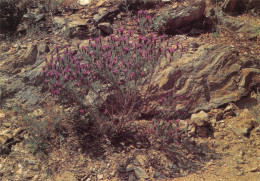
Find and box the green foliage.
[23,118,50,156]
[253,27,260,37]
[212,31,219,38]
[152,11,172,33]
[19,107,65,156]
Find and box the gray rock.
[210,119,217,127]
[93,14,100,22]
[134,167,149,179]
[19,43,38,67]
[67,15,88,28]
[153,172,166,178]
[61,15,89,38]
[2,123,11,128]
[37,43,50,56]
[97,174,103,180]
[230,119,256,137]
[0,40,50,109]
[98,22,113,34]
[13,128,25,137]
[23,13,45,22]
[53,17,66,29]
[168,163,178,169]
[98,8,108,16]
[190,111,209,126]
[126,164,135,172]
[78,0,91,6]
[0,134,13,145]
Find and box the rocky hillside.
[0,0,259,180]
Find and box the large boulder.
[158,0,206,34]
[152,44,260,116]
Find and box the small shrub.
[19,107,65,156]
[150,90,190,146]
[43,28,183,134]
[212,32,219,38]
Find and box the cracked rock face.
[0,42,47,109]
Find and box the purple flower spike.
[75,82,81,87]
[138,35,143,41]
[146,15,151,20]
[139,49,142,55]
[56,45,59,52]
[113,68,117,74]
[128,29,133,36]
[119,28,124,35]
[123,46,129,53]
[129,72,135,80]
[79,109,84,114]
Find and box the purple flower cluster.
[43,27,183,132]
[79,29,183,85]
[43,46,91,104]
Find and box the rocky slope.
[0,0,259,180]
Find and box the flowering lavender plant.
[43,28,183,133]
